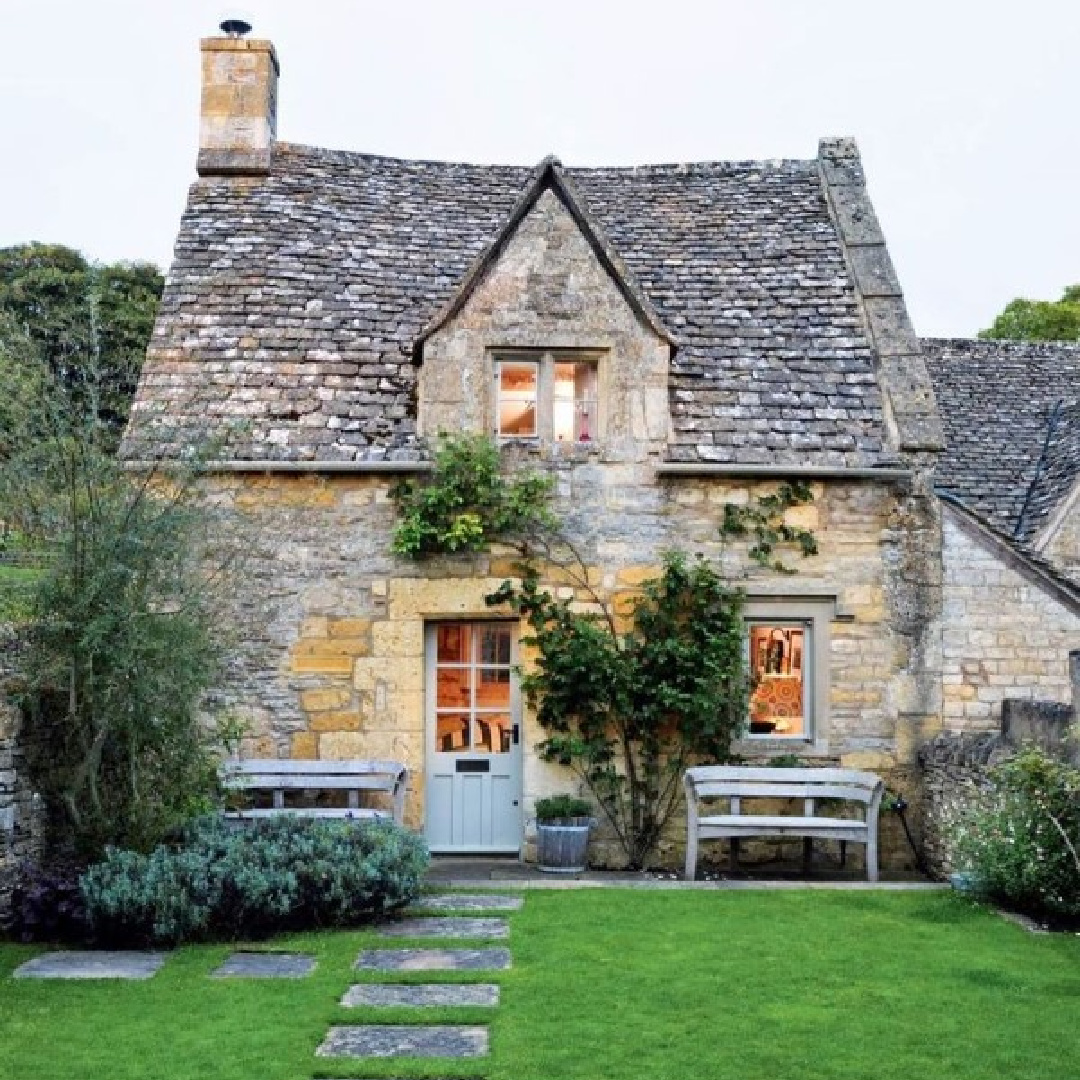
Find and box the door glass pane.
[436,713,471,753]
[498,361,538,437]
[748,624,807,736]
[479,625,512,666]
[475,668,511,709]
[437,624,471,664]
[474,713,512,754]
[437,666,472,710]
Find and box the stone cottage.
[119,30,1080,866]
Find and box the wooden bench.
[683,766,885,881]
[221,759,408,826]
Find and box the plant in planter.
[534,795,594,873]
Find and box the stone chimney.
[197,31,279,176]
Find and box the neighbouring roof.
[923,338,1080,540]
[125,143,894,465]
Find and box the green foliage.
[79,815,429,946]
[951,748,1080,921]
[490,551,749,868]
[0,243,163,441]
[535,795,593,823]
[980,284,1080,342]
[392,434,555,558]
[720,481,818,573]
[0,314,238,859]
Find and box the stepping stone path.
[13,951,166,980]
[413,893,524,911]
[378,916,509,939]
[317,1024,489,1059]
[342,983,500,1007]
[356,947,512,971]
[316,895,520,1065]
[211,952,315,978]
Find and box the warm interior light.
[748,625,806,735]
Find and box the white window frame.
[492,349,604,444]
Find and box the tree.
[0,299,240,860]
[0,243,163,441]
[980,284,1080,342]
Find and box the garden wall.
[920,651,1080,879]
[0,667,45,927]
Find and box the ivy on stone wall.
[391,435,555,558]
[720,480,818,573]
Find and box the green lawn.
[2,890,1079,1080]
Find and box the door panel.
[425,621,522,853]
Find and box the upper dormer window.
[495,351,600,443]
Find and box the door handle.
[512,724,520,745]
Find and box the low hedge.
[80,815,429,946]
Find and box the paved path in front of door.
[314,893,521,1071]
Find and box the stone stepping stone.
[342,983,500,1008]
[13,951,166,980]
[378,917,508,939]
[317,1024,488,1059]
[357,947,512,971]
[211,951,315,978]
[415,893,523,911]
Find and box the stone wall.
[0,683,44,926]
[941,510,1080,731]
[920,651,1079,879]
[206,460,939,869]
[1042,487,1080,587]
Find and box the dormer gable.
[416,157,675,461]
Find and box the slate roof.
[126,143,893,466]
[923,338,1080,539]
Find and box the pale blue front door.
[424,622,523,853]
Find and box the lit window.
[497,361,538,437]
[748,623,809,737]
[553,361,598,442]
[495,352,600,443]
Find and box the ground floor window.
[747,622,810,737]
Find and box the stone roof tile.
[923,337,1080,538]
[126,143,891,464]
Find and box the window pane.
[748,625,807,736]
[498,361,538,436]
[554,361,597,442]
[474,713,513,754]
[436,666,472,710]
[436,713,471,753]
[479,625,512,666]
[437,624,471,664]
[475,668,511,709]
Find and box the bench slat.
[693,782,878,803]
[224,759,404,777]
[223,808,391,820]
[227,775,400,791]
[685,766,882,787]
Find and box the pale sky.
[1,0,1076,337]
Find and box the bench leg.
[729,837,739,873]
[802,836,813,874]
[839,839,848,868]
[684,831,698,882]
[866,832,879,883]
